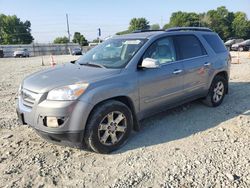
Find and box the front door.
[138,37,184,117]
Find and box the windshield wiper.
[81,62,106,68]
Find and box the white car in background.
[14,48,30,57]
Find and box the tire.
[203,75,227,107]
[84,100,133,154]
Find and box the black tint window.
[175,35,206,60]
[203,34,227,53]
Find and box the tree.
[116,30,131,35]
[0,14,33,44]
[162,6,250,40]
[232,12,250,38]
[129,18,150,31]
[53,36,69,44]
[92,38,103,43]
[163,11,200,29]
[163,23,172,30]
[116,18,150,35]
[205,6,234,40]
[72,32,88,46]
[150,24,160,30]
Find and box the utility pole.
[98,28,101,43]
[161,16,163,29]
[66,14,70,42]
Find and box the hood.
[23,63,122,93]
[232,43,240,48]
[239,40,250,46]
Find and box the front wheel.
[84,100,133,153]
[203,76,227,107]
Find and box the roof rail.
[166,27,212,32]
[132,29,165,33]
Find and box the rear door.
[174,35,210,98]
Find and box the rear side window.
[174,35,207,60]
[203,34,227,53]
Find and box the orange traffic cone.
[50,55,56,67]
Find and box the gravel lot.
[0,54,250,187]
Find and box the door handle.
[173,69,183,74]
[204,62,211,67]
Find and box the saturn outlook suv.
[16,27,230,153]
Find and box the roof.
[112,27,214,39]
[113,31,165,39]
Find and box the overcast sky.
[0,0,249,43]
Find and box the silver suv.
[16,27,231,153]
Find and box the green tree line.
[117,6,250,41]
[1,6,249,45]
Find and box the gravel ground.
[0,54,249,188]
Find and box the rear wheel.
[203,75,227,107]
[84,100,133,153]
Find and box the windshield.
[76,38,146,68]
[17,48,25,51]
[243,40,250,44]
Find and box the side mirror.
[140,58,160,69]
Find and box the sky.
[0,0,250,43]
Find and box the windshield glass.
[243,39,250,44]
[76,38,146,68]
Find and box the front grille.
[21,89,38,108]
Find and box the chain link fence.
[0,43,89,57]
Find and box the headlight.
[47,83,89,101]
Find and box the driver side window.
[143,37,176,64]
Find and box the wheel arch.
[213,71,229,94]
[86,96,140,132]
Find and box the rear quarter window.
[203,34,227,53]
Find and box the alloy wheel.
[213,81,224,103]
[98,111,127,146]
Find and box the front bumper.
[16,90,94,147]
[35,129,84,148]
[231,47,239,51]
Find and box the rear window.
[203,34,227,53]
[174,35,207,60]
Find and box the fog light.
[43,116,65,128]
[47,117,59,128]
